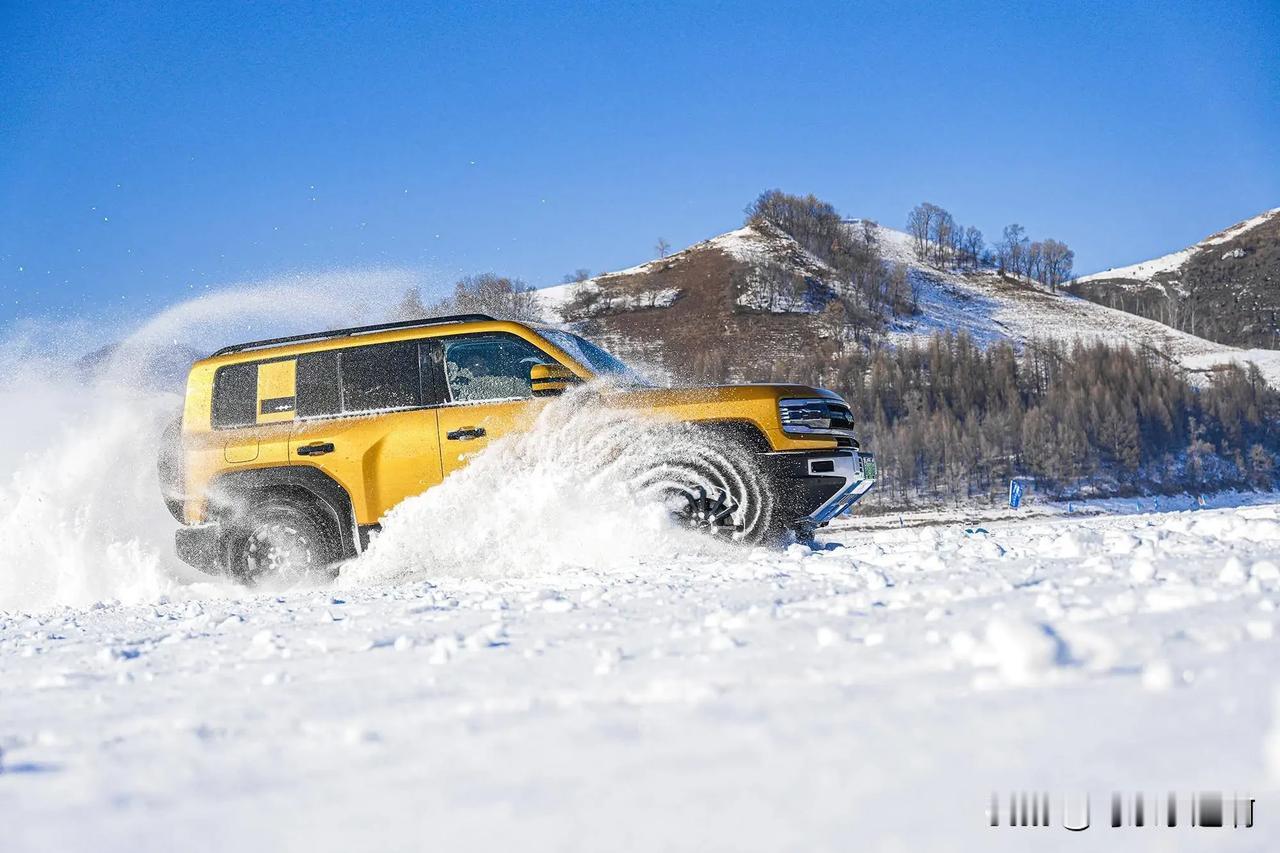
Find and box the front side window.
[443,334,555,402]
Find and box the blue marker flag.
[1009,479,1023,509]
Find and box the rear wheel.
[157,414,185,522]
[227,499,339,585]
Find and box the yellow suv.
[159,314,875,580]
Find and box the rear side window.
[211,363,258,428]
[296,351,340,418]
[338,341,421,413]
[212,341,424,426]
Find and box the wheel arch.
[206,466,360,560]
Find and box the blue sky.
[2,0,1277,328]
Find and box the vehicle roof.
[194,314,564,370]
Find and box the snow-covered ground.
[3,265,1278,852]
[4,496,1279,851]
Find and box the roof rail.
[210,313,499,357]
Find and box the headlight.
[778,397,855,435]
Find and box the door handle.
[446,427,486,441]
[296,442,335,456]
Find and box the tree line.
[907,202,1075,292]
[906,201,986,270]
[777,331,1277,507]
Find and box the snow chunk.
[1129,559,1157,583]
[1218,557,1250,585]
[1141,660,1176,692]
[980,618,1069,685]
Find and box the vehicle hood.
[599,382,844,408]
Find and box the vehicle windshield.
[539,329,646,385]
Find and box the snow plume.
[0,269,418,612]
[342,387,742,587]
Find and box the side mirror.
[530,363,581,397]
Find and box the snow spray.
[342,387,743,587]
[0,272,738,610]
[0,270,418,611]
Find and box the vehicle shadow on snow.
[0,760,61,775]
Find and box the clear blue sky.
[2,0,1277,327]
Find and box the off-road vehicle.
[159,314,875,581]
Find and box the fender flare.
[206,466,361,560]
[686,418,772,452]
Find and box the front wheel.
[633,432,781,545]
[226,499,339,585]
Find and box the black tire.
[157,413,185,522]
[226,498,340,585]
[634,430,782,545]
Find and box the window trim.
[209,332,564,429]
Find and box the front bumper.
[761,449,876,528]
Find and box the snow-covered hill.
[867,221,1280,384]
[537,221,849,382]
[1079,207,1280,288]
[1070,207,1280,349]
[538,222,833,321]
[539,220,1280,386]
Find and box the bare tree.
[1000,224,1028,277]
[1040,239,1074,293]
[886,262,914,313]
[428,273,542,322]
[562,268,591,284]
[963,226,984,270]
[655,237,671,259]
[390,286,427,319]
[907,202,946,260]
[931,209,956,266]
[1026,240,1044,283]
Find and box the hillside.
[538,221,850,382]
[539,219,1280,386]
[1069,207,1280,348]
[868,222,1280,384]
